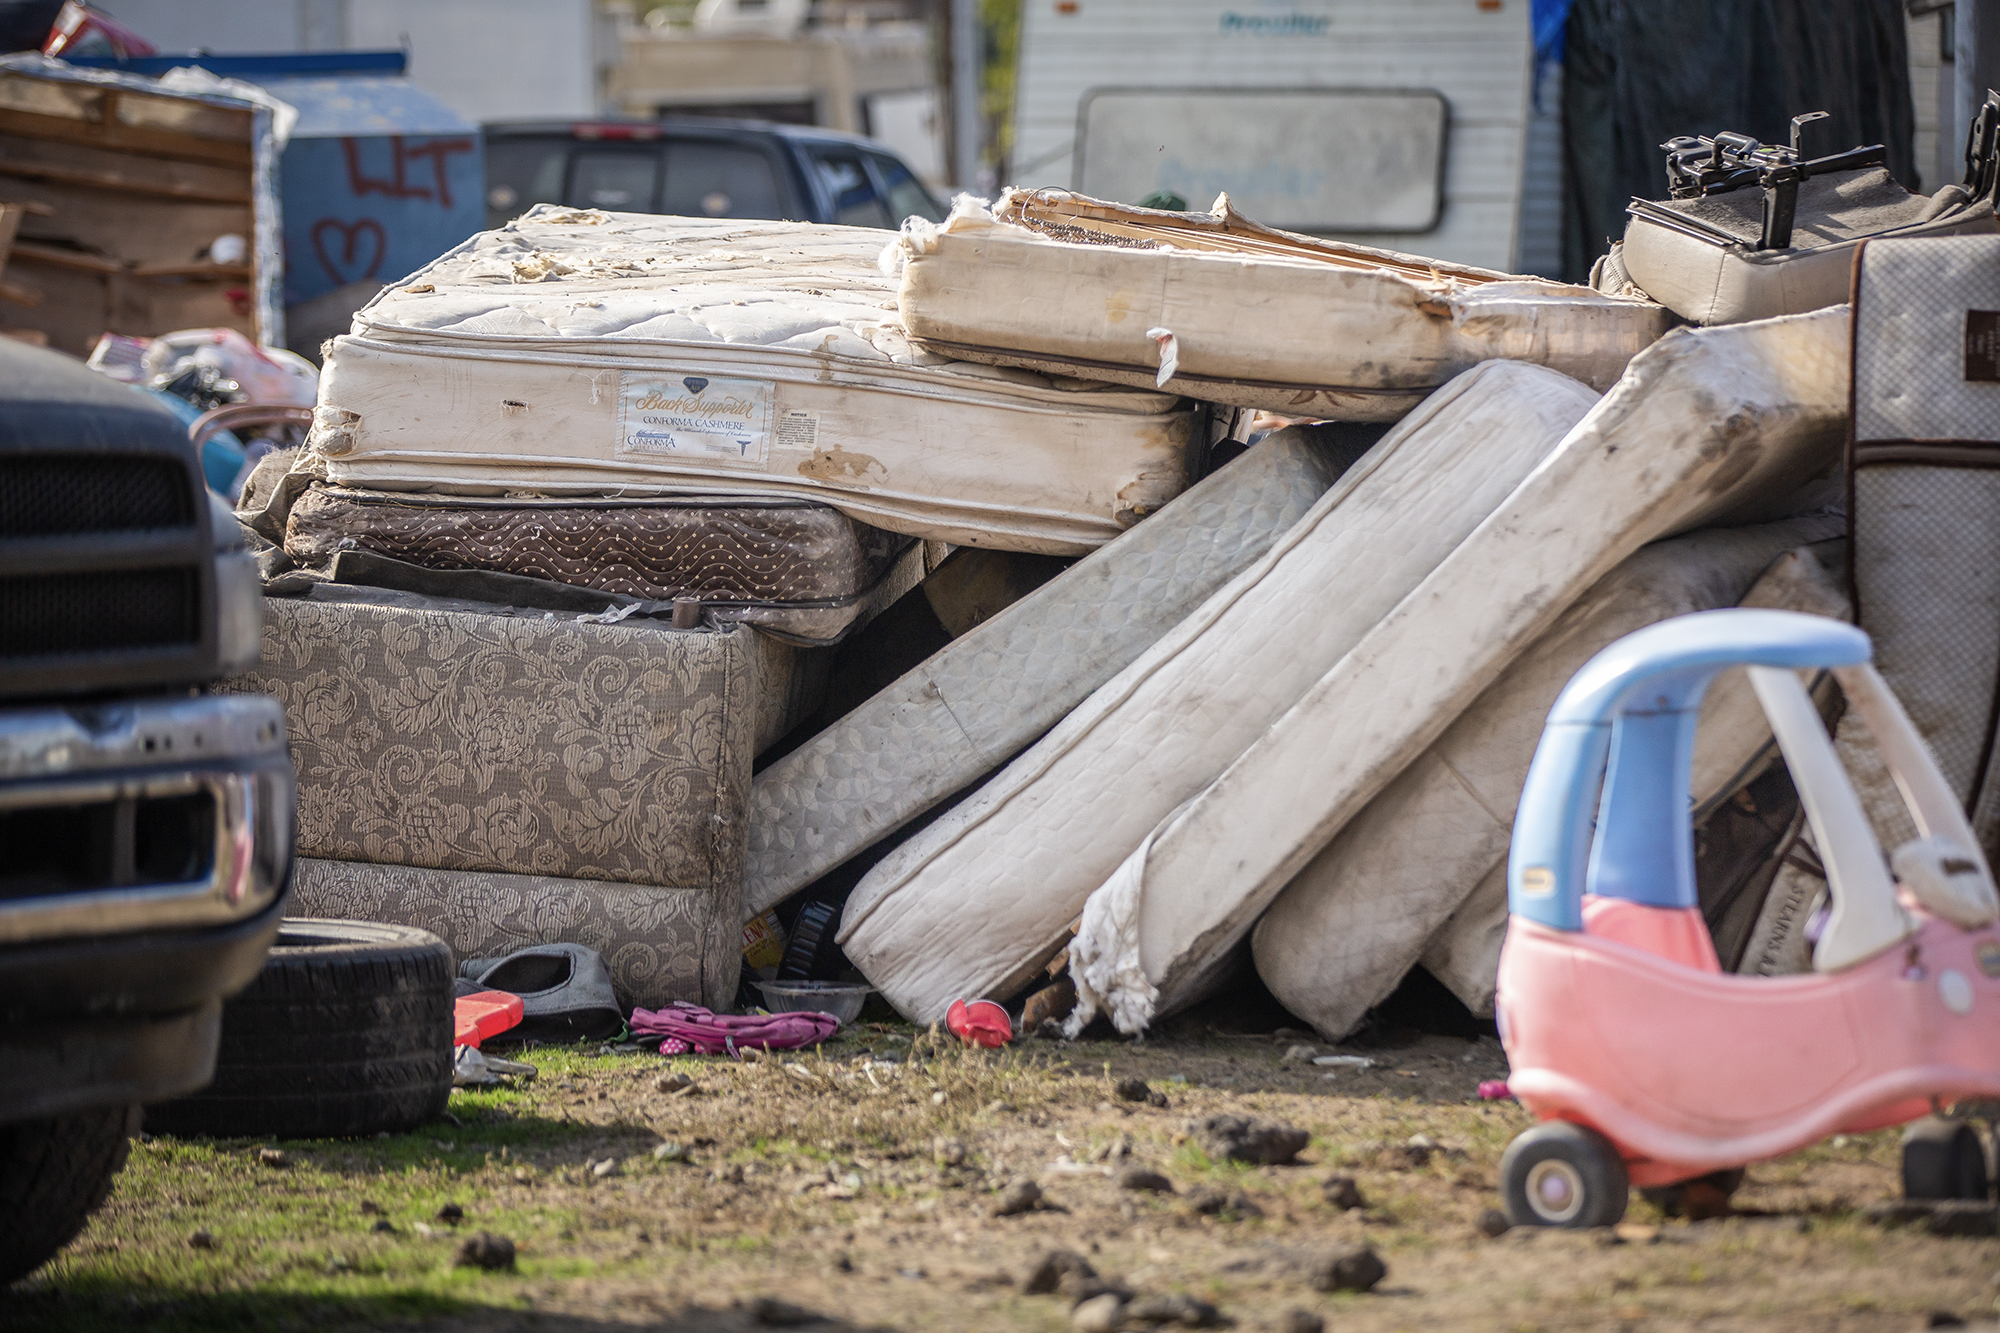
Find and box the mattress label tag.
[617,372,772,465]
[1967,311,2000,383]
[775,409,819,451]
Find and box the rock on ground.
[1195,1114,1310,1166]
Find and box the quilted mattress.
[283,484,914,645]
[744,425,1365,915]
[1849,234,2000,866]
[308,206,1202,556]
[1256,524,1846,1039]
[838,360,1605,1022]
[1065,309,1851,1035]
[288,858,734,1010]
[890,190,1672,422]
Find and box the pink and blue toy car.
[1495,608,2000,1227]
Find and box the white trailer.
[1008,0,1550,274]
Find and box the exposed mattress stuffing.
[889,190,1673,421]
[307,206,1202,556]
[284,484,913,644]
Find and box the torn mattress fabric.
[744,424,1367,916]
[1254,523,1846,1041]
[888,190,1673,422]
[1417,540,1852,1016]
[304,206,1201,556]
[1064,307,1851,1037]
[838,359,1604,1023]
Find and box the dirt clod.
[257,1148,287,1169]
[1125,1291,1224,1326]
[370,1218,396,1234]
[1477,1207,1511,1238]
[747,1296,824,1326]
[1195,1113,1310,1166]
[453,1231,516,1272]
[993,1178,1045,1216]
[653,1141,688,1162]
[1309,1243,1386,1293]
[1117,1166,1174,1194]
[187,1229,215,1250]
[1321,1175,1365,1211]
[1024,1249,1096,1295]
[1186,1186,1263,1219]
[655,1072,694,1094]
[1115,1077,1154,1103]
[1071,1292,1128,1332]
[934,1136,967,1167]
[1273,1311,1324,1333]
[436,1202,465,1224]
[358,1200,382,1215]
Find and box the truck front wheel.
[0,1104,139,1286]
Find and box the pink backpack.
[630,1001,839,1057]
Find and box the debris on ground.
[453,1232,517,1272]
[1194,1114,1310,1166]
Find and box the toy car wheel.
[1639,1167,1746,1219]
[1500,1121,1630,1228]
[1903,1116,1990,1200]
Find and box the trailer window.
[662,142,785,219]
[570,151,660,211]
[807,147,894,229]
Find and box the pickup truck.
[483,117,947,232]
[0,340,294,1284]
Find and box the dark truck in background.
[0,341,294,1284]
[484,118,947,231]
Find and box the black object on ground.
[0,1104,138,1285]
[1309,1244,1386,1293]
[1195,1113,1310,1165]
[144,920,452,1139]
[454,1231,517,1271]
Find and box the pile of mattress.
[890,190,1674,422]
[304,206,1205,556]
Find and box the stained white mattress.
[1066,309,1851,1036]
[306,206,1201,556]
[891,191,1673,421]
[838,360,1604,1022]
[1256,526,1846,1040]
[745,426,1361,916]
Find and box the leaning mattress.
[839,359,1605,1023]
[283,484,914,644]
[1254,523,1845,1041]
[1418,540,1851,1013]
[1064,308,1851,1036]
[890,190,1673,421]
[744,424,1363,915]
[308,206,1201,556]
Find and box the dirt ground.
[11,1019,1998,1332]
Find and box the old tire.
[1903,1116,1990,1200]
[145,920,452,1139]
[0,1104,139,1286]
[1500,1121,1630,1228]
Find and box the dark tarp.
[1561,0,1917,282]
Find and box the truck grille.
[0,789,216,900]
[0,567,201,660]
[0,455,193,537]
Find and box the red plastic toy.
[453,989,524,1049]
